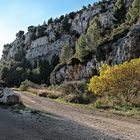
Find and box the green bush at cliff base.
[61,81,95,104]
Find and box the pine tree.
[75,16,108,61]
[113,0,126,23]
[126,0,140,23]
[75,35,89,61]
[86,16,106,51]
[62,15,71,33]
[60,44,73,63]
[48,17,53,24]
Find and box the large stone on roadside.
[0,88,21,105]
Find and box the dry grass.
[27,87,63,99]
[27,88,39,95]
[19,80,95,104]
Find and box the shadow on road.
[0,104,119,140]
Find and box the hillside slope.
[0,0,140,86]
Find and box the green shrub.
[61,81,95,104]
[48,17,53,24]
[62,15,71,33]
[61,81,86,95]
[36,26,46,38]
[75,35,90,62]
[110,23,130,41]
[113,0,126,23]
[60,44,74,63]
[19,80,32,91]
[69,12,76,19]
[19,84,28,91]
[75,16,109,62]
[126,0,140,23]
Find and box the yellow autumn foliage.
[88,58,140,106]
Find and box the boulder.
[0,88,21,105]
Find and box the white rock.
[0,88,21,105]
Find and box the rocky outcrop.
[50,21,140,84]
[26,35,71,63]
[1,0,136,85]
[2,0,115,64]
[2,0,133,64]
[0,88,21,105]
[106,22,140,65]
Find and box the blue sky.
[0,0,98,57]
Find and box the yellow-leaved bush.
[88,58,140,107]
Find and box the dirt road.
[0,91,140,140]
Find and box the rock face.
[1,0,138,85]
[26,35,71,63]
[0,88,21,105]
[106,22,140,65]
[50,21,140,84]
[2,0,115,63]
